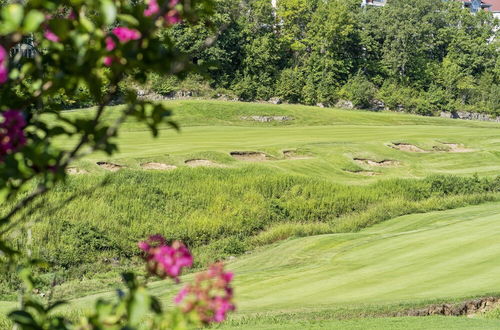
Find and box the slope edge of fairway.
[223,202,500,314]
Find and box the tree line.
[150,0,498,115]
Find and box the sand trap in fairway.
[140,162,177,170]
[283,150,313,160]
[354,158,399,167]
[230,151,271,162]
[442,143,474,153]
[185,159,219,167]
[390,143,426,153]
[96,162,123,171]
[66,167,89,174]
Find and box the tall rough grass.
[2,168,500,300]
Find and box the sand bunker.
[354,158,399,167]
[230,151,271,162]
[390,143,426,153]
[345,170,381,176]
[283,150,312,160]
[96,161,123,171]
[441,143,474,153]
[185,159,219,167]
[140,162,177,170]
[66,167,89,174]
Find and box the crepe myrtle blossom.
[138,235,193,281]
[175,262,235,324]
[103,56,114,67]
[44,28,60,42]
[0,45,8,84]
[144,0,182,25]
[165,10,181,25]
[105,37,116,51]
[144,0,160,16]
[0,110,27,161]
[112,27,142,43]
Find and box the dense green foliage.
[143,0,500,115]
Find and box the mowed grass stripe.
[223,203,500,312]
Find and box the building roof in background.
[486,0,500,11]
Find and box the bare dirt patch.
[230,151,271,162]
[441,143,474,153]
[96,161,123,172]
[185,159,219,167]
[390,143,426,153]
[345,170,381,176]
[396,297,500,317]
[66,167,89,174]
[353,158,399,167]
[140,162,177,170]
[283,150,313,160]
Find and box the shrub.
[150,73,180,96]
[338,74,377,109]
[276,68,305,104]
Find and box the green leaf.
[80,15,95,33]
[101,0,117,25]
[8,311,37,327]
[0,4,24,33]
[118,14,139,27]
[23,10,45,33]
[128,287,151,326]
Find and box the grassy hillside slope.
[227,202,500,313]
[59,100,500,183]
[2,101,500,328]
[3,203,500,329]
[215,203,500,328]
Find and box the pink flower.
[0,46,8,84]
[112,27,141,43]
[144,0,160,16]
[175,263,235,324]
[174,287,188,304]
[165,10,181,25]
[44,29,60,42]
[138,235,193,281]
[0,110,27,161]
[105,37,116,51]
[68,10,77,19]
[103,56,114,67]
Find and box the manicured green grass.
[3,101,500,328]
[59,100,500,183]
[218,316,500,329]
[211,203,500,314]
[3,203,500,329]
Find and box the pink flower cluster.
[144,0,182,25]
[175,263,235,324]
[112,27,142,43]
[0,110,27,161]
[138,235,193,281]
[103,27,142,66]
[0,46,8,84]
